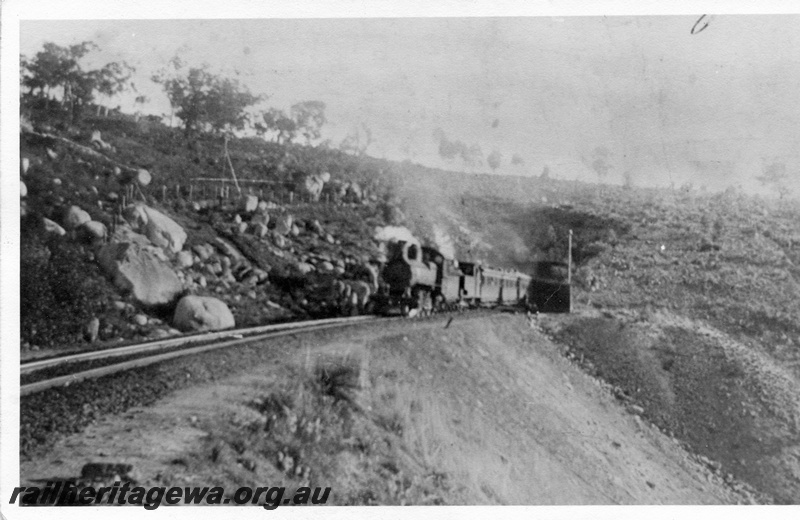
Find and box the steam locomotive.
[371,238,570,316]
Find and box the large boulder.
[173,295,235,332]
[123,204,187,253]
[64,205,91,229]
[97,242,183,308]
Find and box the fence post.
[289,191,294,204]
[162,185,167,202]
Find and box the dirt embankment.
[544,308,800,504]
[22,314,755,505]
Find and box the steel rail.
[21,317,382,396]
[21,316,374,375]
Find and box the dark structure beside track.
[527,261,570,313]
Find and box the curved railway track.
[20,316,382,396]
[20,304,512,397]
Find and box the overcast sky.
[19,13,800,194]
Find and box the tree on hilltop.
[291,101,327,144]
[255,101,327,145]
[152,58,261,139]
[340,124,374,157]
[20,41,135,122]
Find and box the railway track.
[20,316,382,396]
[20,305,511,397]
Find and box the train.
[371,237,570,316]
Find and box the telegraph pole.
[568,229,573,313]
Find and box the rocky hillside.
[19,109,400,356]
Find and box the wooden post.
[176,184,180,199]
[162,185,167,202]
[568,229,573,313]
[289,191,294,204]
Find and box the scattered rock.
[319,261,334,273]
[97,241,183,308]
[64,205,91,229]
[325,233,335,244]
[113,301,132,312]
[135,168,151,187]
[272,232,286,249]
[276,214,294,236]
[90,130,113,150]
[46,148,58,161]
[302,172,330,202]
[173,295,235,332]
[213,237,243,262]
[176,250,194,268]
[192,243,215,261]
[628,404,645,416]
[242,195,259,212]
[309,219,325,235]
[84,317,100,343]
[296,262,315,275]
[20,180,27,198]
[250,212,270,226]
[21,157,30,176]
[42,218,66,236]
[133,314,148,326]
[253,223,269,238]
[77,220,107,245]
